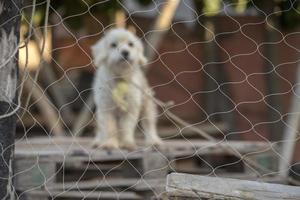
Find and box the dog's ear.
[91,39,106,67]
[138,52,147,66]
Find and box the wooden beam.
[72,93,94,136]
[166,173,300,200]
[15,137,271,162]
[33,28,74,124]
[15,158,56,191]
[22,72,65,136]
[47,178,165,191]
[157,122,228,138]
[279,63,300,178]
[145,0,180,59]
[28,190,141,200]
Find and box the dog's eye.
[128,41,134,47]
[111,43,117,48]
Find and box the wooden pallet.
[14,137,276,200]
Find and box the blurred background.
[17,0,300,171]
[19,0,300,161]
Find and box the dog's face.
[91,28,147,74]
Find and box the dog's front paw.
[146,137,163,148]
[119,141,137,151]
[92,139,119,150]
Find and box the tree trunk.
[0,0,22,199]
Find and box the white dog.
[91,28,163,150]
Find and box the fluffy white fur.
[91,28,162,150]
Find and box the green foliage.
[22,0,300,31]
[138,0,153,6]
[22,0,155,30]
[194,0,300,30]
[250,0,300,30]
[22,0,122,29]
[278,0,300,30]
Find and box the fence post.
[0,0,22,199]
[279,62,300,179]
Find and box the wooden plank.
[279,63,300,178]
[163,140,272,157]
[15,158,56,190]
[19,120,227,137]
[72,95,94,136]
[144,0,180,59]
[47,178,140,190]
[156,122,228,138]
[15,137,272,162]
[141,151,169,179]
[22,70,65,136]
[64,162,122,171]
[212,172,285,184]
[166,173,300,200]
[134,179,166,191]
[47,178,165,191]
[28,190,141,199]
[14,137,144,161]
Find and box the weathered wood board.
[27,190,142,200]
[15,137,273,162]
[166,173,300,200]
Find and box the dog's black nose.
[121,50,129,59]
